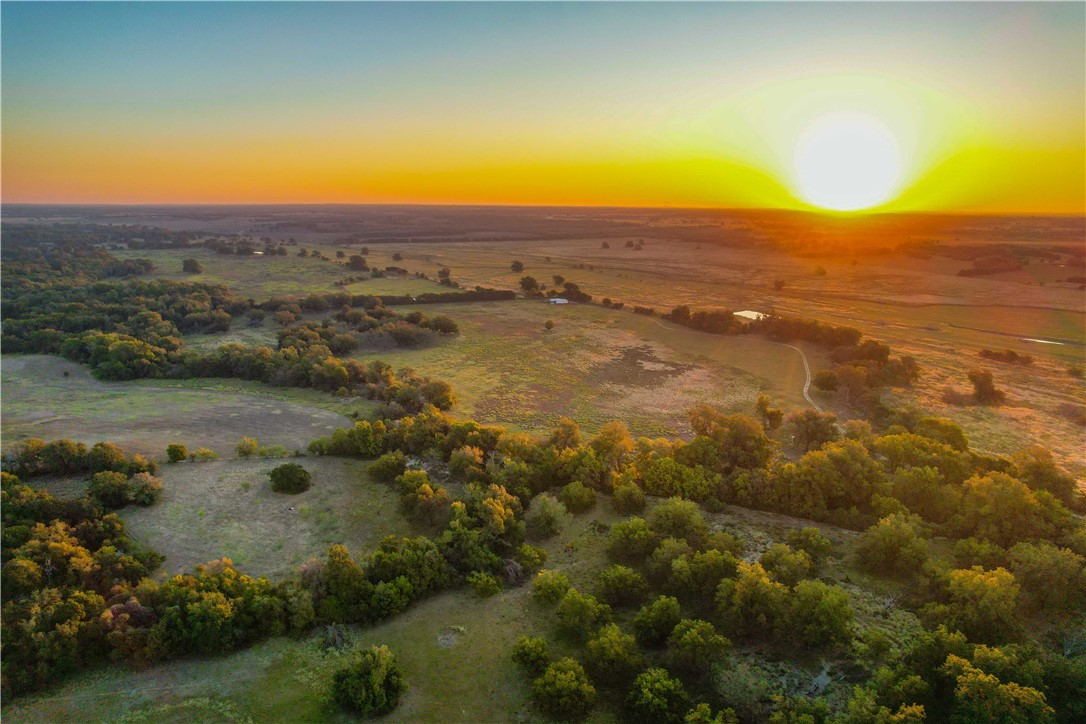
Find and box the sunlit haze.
[2,2,1084,212]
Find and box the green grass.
[124,458,415,579]
[1,355,364,458]
[114,248,451,300]
[362,299,818,437]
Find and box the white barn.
[547,298,569,304]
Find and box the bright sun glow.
[794,115,903,211]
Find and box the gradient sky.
[3,2,1084,212]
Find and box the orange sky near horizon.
[2,3,1084,214]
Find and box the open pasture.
[114,247,450,300]
[367,299,819,437]
[1,355,357,457]
[124,457,413,580]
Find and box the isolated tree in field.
[553,274,565,286]
[392,252,403,261]
[269,462,312,494]
[331,645,406,716]
[181,258,203,274]
[511,260,525,273]
[347,255,367,271]
[968,369,1006,405]
[520,275,540,292]
[166,443,188,463]
[531,658,597,721]
[531,569,571,604]
[545,320,555,330]
[437,267,451,280]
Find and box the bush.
[237,437,259,458]
[331,645,407,716]
[596,565,650,607]
[559,481,597,513]
[556,589,611,641]
[369,450,407,483]
[785,527,833,564]
[607,517,658,563]
[192,448,218,461]
[526,494,570,539]
[512,636,551,676]
[532,658,597,721]
[166,443,188,463]
[532,570,572,604]
[269,463,312,494]
[626,668,689,723]
[467,571,501,597]
[612,483,646,514]
[586,623,645,685]
[129,472,164,506]
[87,471,130,509]
[857,514,929,578]
[633,595,682,648]
[666,619,731,674]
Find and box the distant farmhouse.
[547,298,569,304]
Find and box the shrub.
[237,437,259,458]
[331,645,407,716]
[269,463,312,494]
[166,443,188,463]
[515,544,548,575]
[88,470,131,509]
[586,623,645,685]
[467,571,502,597]
[607,517,658,563]
[626,668,689,724]
[612,483,646,514]
[559,481,597,513]
[759,544,814,586]
[512,636,551,676]
[532,658,596,721]
[129,472,164,506]
[789,580,854,649]
[857,514,929,578]
[556,589,611,641]
[785,527,833,565]
[647,497,707,546]
[526,494,570,539]
[633,595,682,648]
[532,570,571,604]
[666,619,731,674]
[595,565,650,607]
[192,448,219,461]
[369,450,407,483]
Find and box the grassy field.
[124,458,415,579]
[1,356,364,458]
[365,299,821,437]
[4,497,923,724]
[114,247,452,300]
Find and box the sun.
[793,114,902,212]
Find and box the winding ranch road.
[653,317,824,413]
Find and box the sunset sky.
[3,2,1084,213]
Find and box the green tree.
[596,565,650,607]
[666,619,731,675]
[526,494,570,539]
[586,623,645,685]
[1007,541,1086,612]
[613,483,647,514]
[633,595,682,648]
[560,481,597,513]
[511,260,525,273]
[166,443,188,463]
[789,580,853,649]
[607,517,658,563]
[759,544,814,586]
[785,408,840,452]
[627,668,690,724]
[556,589,611,641]
[715,562,789,641]
[857,514,929,578]
[935,567,1021,644]
[331,645,407,716]
[532,570,571,604]
[269,463,312,494]
[532,658,597,721]
[512,636,551,676]
[943,654,1053,723]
